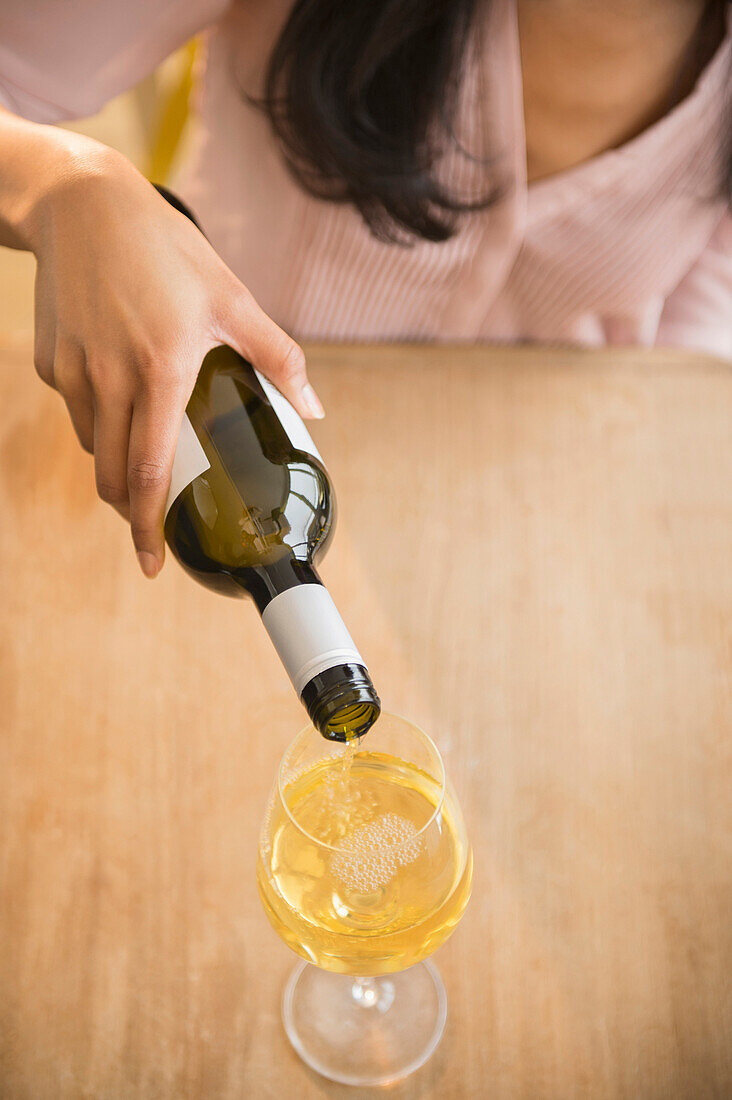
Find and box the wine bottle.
[159,192,380,741]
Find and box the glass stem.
[351,975,395,1013]
[351,976,379,1008]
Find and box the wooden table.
[0,343,730,1100]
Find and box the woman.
[0,0,729,578]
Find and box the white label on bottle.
[261,585,364,696]
[254,369,324,465]
[165,413,211,518]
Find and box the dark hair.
[261,0,731,245]
[261,0,490,243]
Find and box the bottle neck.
[257,572,380,741]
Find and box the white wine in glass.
[257,713,472,1085]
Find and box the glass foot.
[281,960,447,1086]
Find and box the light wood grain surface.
[0,342,730,1100]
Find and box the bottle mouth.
[301,663,381,741]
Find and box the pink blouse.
[1,0,730,358]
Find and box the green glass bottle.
[159,192,380,741]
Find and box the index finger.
[127,386,187,578]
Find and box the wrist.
[0,110,71,250]
[20,132,125,254]
[0,102,127,254]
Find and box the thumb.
[216,283,324,420]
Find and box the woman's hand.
[27,138,323,579]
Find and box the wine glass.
[257,712,473,1086]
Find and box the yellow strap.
[145,38,198,184]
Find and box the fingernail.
[137,551,160,579]
[300,382,325,419]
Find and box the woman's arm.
[0,106,321,578]
[656,214,732,361]
[0,0,229,123]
